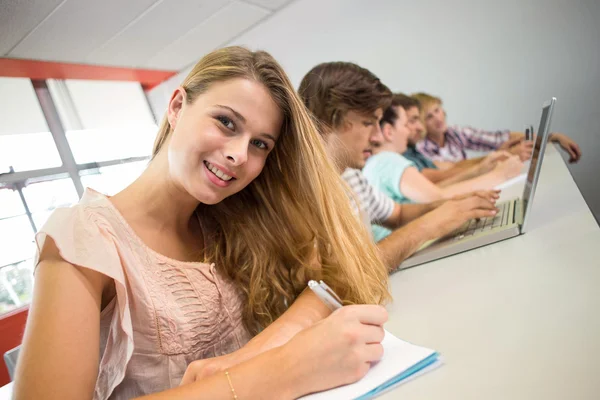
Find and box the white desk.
[0,382,12,400]
[381,145,600,399]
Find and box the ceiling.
[0,0,292,71]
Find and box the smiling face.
[166,78,283,205]
[335,109,384,169]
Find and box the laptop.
[400,97,556,269]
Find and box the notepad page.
[494,173,526,190]
[299,330,437,400]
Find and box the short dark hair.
[298,62,392,131]
[393,93,421,112]
[380,93,419,127]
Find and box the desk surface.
[0,382,12,400]
[381,144,600,399]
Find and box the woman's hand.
[280,304,388,398]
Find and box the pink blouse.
[34,189,252,399]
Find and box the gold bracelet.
[224,370,238,399]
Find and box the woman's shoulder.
[42,188,125,237]
[34,189,128,279]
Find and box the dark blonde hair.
[298,62,392,132]
[153,47,390,334]
[411,92,442,120]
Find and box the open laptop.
[400,97,556,269]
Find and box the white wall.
[148,0,600,220]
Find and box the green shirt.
[403,145,437,171]
[363,151,416,241]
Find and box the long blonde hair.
[153,47,390,334]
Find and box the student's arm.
[14,240,109,400]
[432,160,457,170]
[141,304,388,400]
[398,167,444,203]
[138,346,299,399]
[505,131,581,163]
[376,194,499,270]
[181,289,331,381]
[436,164,483,187]
[423,159,481,184]
[550,133,582,163]
[433,151,512,187]
[380,201,439,229]
[401,157,522,203]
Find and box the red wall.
[0,306,28,386]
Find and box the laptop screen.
[521,98,555,233]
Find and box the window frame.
[0,78,156,316]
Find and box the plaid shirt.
[416,125,510,162]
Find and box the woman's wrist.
[272,341,312,399]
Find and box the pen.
[308,280,343,311]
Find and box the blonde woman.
[14,47,390,400]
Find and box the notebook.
[299,330,440,400]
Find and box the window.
[0,187,26,219]
[0,78,156,316]
[0,216,35,271]
[0,259,34,314]
[51,79,157,164]
[80,160,148,196]
[0,187,36,313]
[67,126,156,164]
[22,176,80,228]
[0,133,63,172]
[0,78,63,172]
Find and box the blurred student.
[363,94,521,241]
[413,92,582,165]
[14,47,390,400]
[400,93,512,185]
[298,62,499,269]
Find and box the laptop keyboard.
[452,201,513,240]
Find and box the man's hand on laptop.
[452,190,500,203]
[421,192,499,239]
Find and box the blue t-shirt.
[402,145,437,171]
[363,151,416,242]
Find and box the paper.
[299,331,439,400]
[494,173,526,190]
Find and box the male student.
[363,94,522,241]
[298,62,499,270]
[412,92,582,165]
[399,93,512,185]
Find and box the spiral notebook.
[299,330,440,400]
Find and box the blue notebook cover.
[299,331,440,400]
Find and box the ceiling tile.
[86,0,231,68]
[0,0,64,56]
[144,1,269,70]
[8,0,158,63]
[241,0,292,11]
